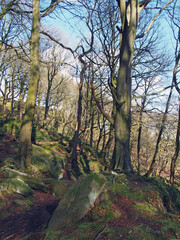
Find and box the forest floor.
[0,133,180,240]
[0,136,60,240]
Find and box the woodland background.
[0,0,180,182]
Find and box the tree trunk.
[2,79,9,117]
[111,1,138,171]
[90,91,95,147]
[145,81,174,177]
[10,78,15,116]
[71,62,85,177]
[111,63,132,170]
[18,0,40,168]
[170,99,180,186]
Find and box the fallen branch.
[94,225,109,240]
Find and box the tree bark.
[18,0,40,168]
[170,99,180,186]
[111,0,139,171]
[145,81,174,177]
[71,62,85,177]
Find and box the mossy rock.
[32,144,62,178]
[7,177,33,196]
[46,173,106,238]
[32,144,54,163]
[53,179,74,198]
[3,168,47,192]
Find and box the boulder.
[46,173,106,238]
[53,179,74,198]
[3,168,47,192]
[8,176,33,196]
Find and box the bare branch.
[91,77,114,126]
[139,0,174,38]
[40,0,64,17]
[40,30,75,56]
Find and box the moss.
[129,225,163,240]
[133,202,157,216]
[45,230,63,240]
[58,222,106,240]
[103,226,133,240]
[35,128,54,142]
[159,215,180,238]
[2,117,21,138]
[108,175,148,201]
[68,174,106,198]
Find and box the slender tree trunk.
[137,97,146,173]
[43,85,50,128]
[18,0,40,168]
[100,117,106,156]
[170,99,180,185]
[10,78,15,116]
[2,80,9,117]
[71,62,86,177]
[145,81,174,177]
[90,91,95,147]
[102,122,114,170]
[137,109,143,173]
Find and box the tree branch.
[91,77,114,126]
[138,0,174,38]
[40,31,75,56]
[40,0,64,17]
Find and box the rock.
[20,175,47,192]
[13,198,29,206]
[3,168,47,192]
[46,173,106,238]
[53,179,74,198]
[3,168,28,178]
[8,176,33,196]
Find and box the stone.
[46,173,106,238]
[3,168,47,192]
[53,179,74,198]
[8,176,33,196]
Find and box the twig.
[94,225,109,240]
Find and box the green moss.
[133,202,157,216]
[2,117,21,138]
[59,222,105,240]
[108,175,148,201]
[129,225,162,240]
[68,174,106,198]
[160,215,180,238]
[45,230,63,240]
[35,128,54,142]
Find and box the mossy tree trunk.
[18,0,40,168]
